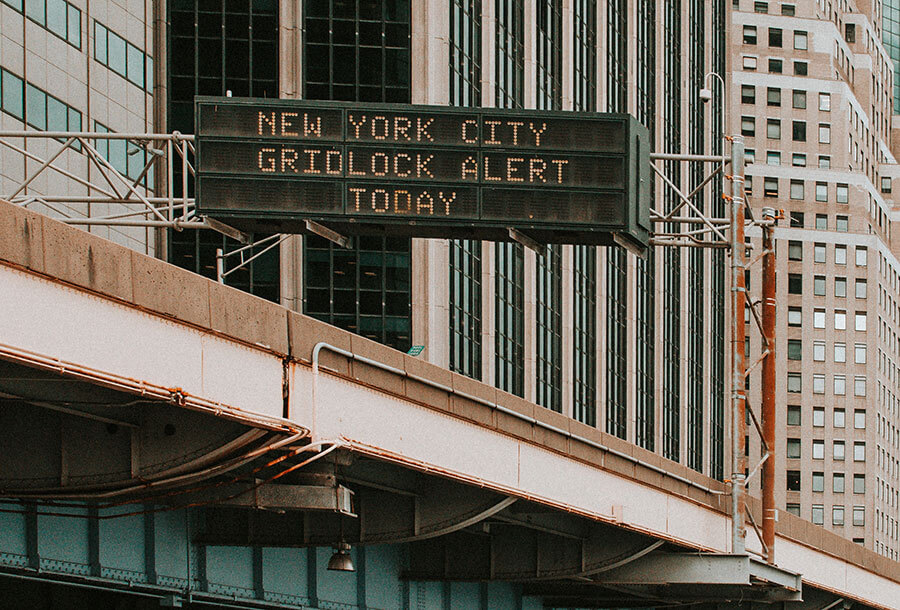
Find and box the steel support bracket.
[508,228,544,254]
[305,220,353,249]
[203,217,251,244]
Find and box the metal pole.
[730,135,747,555]
[216,248,225,284]
[761,206,777,563]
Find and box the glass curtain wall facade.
[884,1,900,112]
[634,0,656,452]
[166,0,280,300]
[572,0,597,426]
[605,0,628,439]
[494,0,525,396]
[662,0,683,462]
[448,0,483,379]
[535,0,563,411]
[302,0,413,352]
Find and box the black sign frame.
[195,97,650,249]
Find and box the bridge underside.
[0,357,857,610]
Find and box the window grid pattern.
[94,21,153,91]
[495,242,525,396]
[304,235,412,352]
[607,0,627,113]
[449,240,482,380]
[572,1,597,427]
[885,2,900,112]
[0,68,82,134]
[449,0,481,107]
[634,0,656,452]
[662,0,683,463]
[687,0,706,473]
[573,245,597,425]
[304,0,411,102]
[607,246,628,438]
[93,122,153,188]
[536,0,562,110]
[536,245,563,411]
[495,0,525,108]
[573,0,597,112]
[709,0,726,480]
[167,0,279,302]
[2,0,81,48]
[448,2,483,380]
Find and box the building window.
[853,442,865,462]
[813,373,824,394]
[94,21,153,91]
[495,242,525,396]
[769,58,783,73]
[812,471,824,492]
[818,155,831,168]
[536,245,563,412]
[834,310,846,330]
[834,408,845,428]
[834,374,846,395]
[794,30,808,50]
[792,89,807,108]
[787,405,801,425]
[536,0,563,110]
[788,306,802,326]
[782,4,796,15]
[834,473,845,493]
[9,0,82,48]
[786,503,800,516]
[788,273,802,294]
[742,84,756,103]
[766,151,780,166]
[833,505,845,526]
[834,342,846,362]
[845,23,856,43]
[764,176,778,197]
[449,240,482,380]
[767,118,781,139]
[788,372,802,393]
[741,116,755,136]
[813,340,825,360]
[792,153,806,166]
[812,504,824,524]
[813,308,825,328]
[836,215,848,232]
[743,25,758,44]
[768,27,782,47]
[788,240,802,260]
[815,182,828,202]
[881,176,891,193]
[743,55,758,70]
[754,1,768,12]
[813,407,824,427]
[854,311,866,331]
[767,87,781,106]
[606,246,628,436]
[818,123,831,144]
[855,246,866,266]
[854,409,865,429]
[304,236,412,351]
[855,279,866,299]
[787,470,801,491]
[814,243,825,262]
[449,0,482,106]
[789,179,803,199]
[573,245,596,426]
[794,60,808,75]
[819,92,831,111]
[852,506,865,526]
[853,474,866,494]
[854,376,866,397]
[813,275,825,296]
[854,343,866,364]
[835,277,846,298]
[792,120,806,141]
[787,438,801,459]
[495,0,525,108]
[572,0,597,111]
[835,244,847,265]
[788,339,802,360]
[790,211,804,227]
[836,183,848,203]
[834,440,845,460]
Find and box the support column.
[730,135,747,555]
[761,207,777,563]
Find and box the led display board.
[195,97,650,249]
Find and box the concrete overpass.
[0,198,897,609]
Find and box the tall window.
[687,0,706,473]
[536,246,562,411]
[635,0,656,451]
[495,0,524,108]
[536,0,562,110]
[167,0,279,300]
[304,0,411,102]
[662,0,682,462]
[709,0,727,480]
[573,245,596,425]
[495,1,525,395]
[449,240,482,379]
[304,235,412,351]
[572,1,597,426]
[303,0,413,350]
[496,242,525,396]
[448,1,483,379]
[607,0,627,112]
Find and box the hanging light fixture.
[327,542,355,572]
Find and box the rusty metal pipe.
[761,207,777,562]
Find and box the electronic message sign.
[195,97,650,249]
